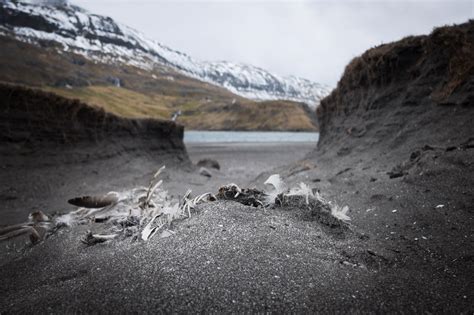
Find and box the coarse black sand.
[1,139,472,313]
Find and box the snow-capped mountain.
[0,0,330,107]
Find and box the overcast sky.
[73,0,473,86]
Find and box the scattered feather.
[68,192,119,208]
[4,168,355,246]
[288,183,314,204]
[331,205,351,222]
[263,174,287,205]
[141,214,164,241]
[264,174,286,194]
[160,229,176,238]
[1,165,219,245]
[82,231,117,245]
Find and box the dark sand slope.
[0,84,189,224]
[1,23,473,313]
[255,21,474,311]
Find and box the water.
[184,131,319,143]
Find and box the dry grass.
[333,21,473,102]
[339,35,421,89]
[45,86,173,119]
[429,22,474,101]
[178,99,317,131]
[45,86,317,130]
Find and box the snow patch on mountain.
[0,1,331,107]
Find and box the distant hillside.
[0,0,330,109]
[0,36,318,131]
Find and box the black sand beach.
[1,21,473,313]
[1,139,472,313]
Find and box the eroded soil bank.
[251,21,474,312]
[0,83,188,224]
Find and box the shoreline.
[185,141,317,147]
[184,130,320,144]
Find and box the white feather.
[162,203,181,223]
[141,214,164,241]
[264,174,287,205]
[264,174,286,193]
[287,182,314,204]
[331,205,351,222]
[55,213,76,227]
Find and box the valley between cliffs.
[0,21,473,313]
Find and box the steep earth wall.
[316,21,473,159]
[0,83,188,164]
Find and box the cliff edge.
[0,83,188,163]
[316,21,473,157]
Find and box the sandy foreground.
[1,141,472,313]
[0,142,338,311]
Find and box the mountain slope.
[0,34,317,130]
[0,0,330,107]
